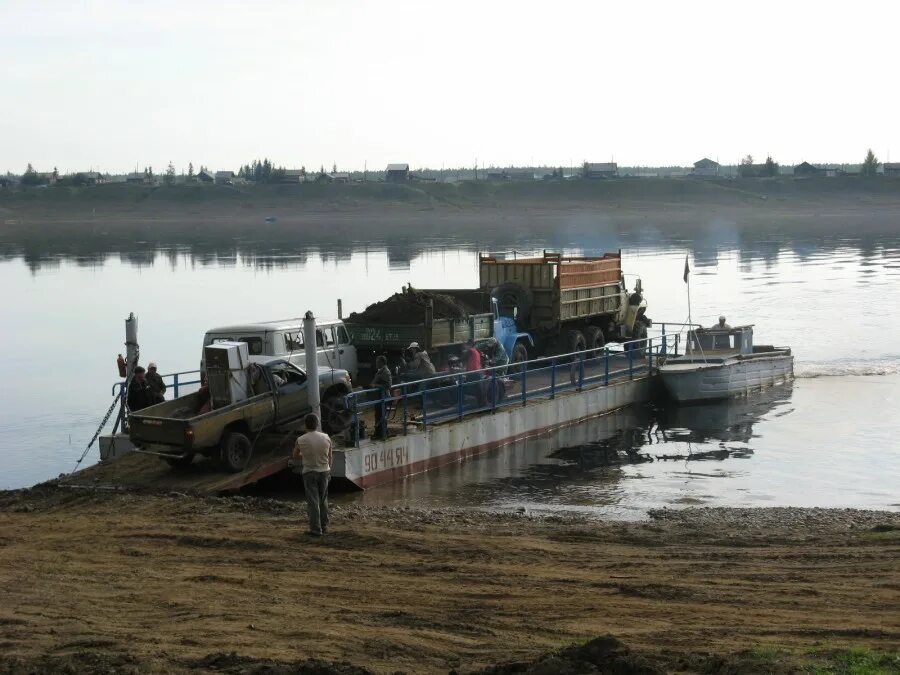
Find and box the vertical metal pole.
[521,364,527,406]
[421,385,428,429]
[173,372,179,399]
[352,394,360,448]
[605,349,610,385]
[402,384,408,435]
[122,312,139,430]
[379,391,386,440]
[491,368,497,411]
[550,357,556,398]
[675,333,680,357]
[457,374,464,420]
[578,353,585,390]
[687,268,693,357]
[629,347,634,379]
[661,324,667,356]
[302,311,321,426]
[649,338,653,370]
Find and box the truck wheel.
[566,329,586,357]
[585,326,605,355]
[509,341,528,373]
[220,431,252,473]
[634,324,648,358]
[321,392,352,435]
[165,453,195,469]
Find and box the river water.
[1,220,898,516]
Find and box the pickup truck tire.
[220,431,252,473]
[165,453,195,469]
[321,392,352,435]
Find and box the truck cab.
[491,296,534,364]
[201,318,357,383]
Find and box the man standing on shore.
[292,414,333,537]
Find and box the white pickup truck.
[201,317,358,383]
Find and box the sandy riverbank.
[0,485,897,673]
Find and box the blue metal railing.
[110,369,203,432]
[344,332,680,447]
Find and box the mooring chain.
[70,342,140,474]
[70,393,121,474]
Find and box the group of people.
[365,338,512,439]
[126,362,167,411]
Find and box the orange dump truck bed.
[479,251,624,330]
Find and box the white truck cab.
[201,317,358,384]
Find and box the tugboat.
[659,321,793,402]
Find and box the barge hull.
[334,375,653,489]
[660,354,793,402]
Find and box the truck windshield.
[269,364,306,387]
[284,332,304,352]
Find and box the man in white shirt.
[292,413,333,537]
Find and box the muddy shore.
[0,485,897,673]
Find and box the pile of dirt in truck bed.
[347,287,472,324]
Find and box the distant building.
[507,170,534,181]
[280,169,306,184]
[793,162,824,177]
[196,170,214,183]
[0,176,18,189]
[691,158,720,177]
[583,162,618,179]
[80,171,105,185]
[884,162,900,177]
[330,172,350,183]
[215,170,235,185]
[126,172,147,184]
[385,163,410,182]
[486,170,508,181]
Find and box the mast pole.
[684,255,692,356]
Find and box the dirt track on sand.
[0,488,897,673]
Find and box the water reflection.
[2,214,899,501]
[350,387,790,514]
[2,216,898,273]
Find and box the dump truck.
[344,286,533,385]
[128,357,352,472]
[479,250,650,356]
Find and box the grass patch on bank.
[806,647,900,675]
[723,645,900,675]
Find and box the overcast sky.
[2,0,897,174]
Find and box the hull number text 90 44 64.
[364,446,409,473]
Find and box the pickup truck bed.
[128,359,352,472]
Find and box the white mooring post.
[302,310,321,427]
[116,312,140,432]
[125,312,139,378]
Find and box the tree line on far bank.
[4,149,886,187]
[738,149,881,178]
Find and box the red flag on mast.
[683,255,690,283]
